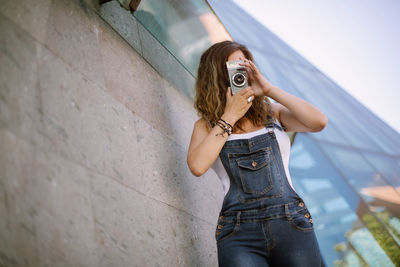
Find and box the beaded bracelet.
[215,119,233,137]
[215,123,231,137]
[217,121,232,134]
[219,118,233,130]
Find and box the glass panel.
[291,134,400,266]
[282,62,390,153]
[315,71,400,151]
[362,151,400,192]
[312,72,400,155]
[133,0,231,76]
[319,143,400,205]
[290,134,400,266]
[318,141,400,261]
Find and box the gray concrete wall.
[0,0,223,266]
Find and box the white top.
[211,119,297,196]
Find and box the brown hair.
[194,40,274,132]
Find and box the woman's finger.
[239,60,251,69]
[241,59,258,74]
[248,60,259,74]
[226,87,232,99]
[240,60,256,80]
[243,87,255,98]
[238,86,250,96]
[239,59,251,67]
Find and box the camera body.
[226,60,248,94]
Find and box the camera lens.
[232,73,246,87]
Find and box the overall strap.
[266,114,286,132]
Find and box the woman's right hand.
[222,86,255,125]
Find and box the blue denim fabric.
[215,118,322,266]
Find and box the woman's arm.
[267,86,328,133]
[240,59,328,133]
[187,119,229,177]
[187,87,255,177]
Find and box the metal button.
[219,216,224,220]
[304,213,310,218]
[309,218,313,223]
[298,202,304,207]
[217,224,223,229]
[252,161,257,167]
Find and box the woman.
[187,40,327,266]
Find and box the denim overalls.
[215,116,322,267]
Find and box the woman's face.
[228,49,246,62]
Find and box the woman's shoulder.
[270,102,282,123]
[194,118,212,132]
[270,102,289,131]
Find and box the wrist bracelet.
[215,120,232,136]
[215,123,226,137]
[215,122,226,137]
[217,119,233,130]
[219,118,233,129]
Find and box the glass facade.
[208,0,400,266]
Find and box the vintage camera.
[226,60,248,94]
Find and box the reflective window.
[315,72,400,150]
[312,71,400,155]
[133,0,231,77]
[362,151,400,191]
[291,134,399,266]
[319,143,400,205]
[282,62,391,153]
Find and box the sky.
[233,0,400,134]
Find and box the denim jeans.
[215,199,322,266]
[215,117,322,266]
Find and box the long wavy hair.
[194,40,274,132]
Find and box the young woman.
[187,40,327,266]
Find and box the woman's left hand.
[240,59,274,96]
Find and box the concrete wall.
[0,0,223,266]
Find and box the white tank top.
[210,119,297,196]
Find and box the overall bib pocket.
[237,151,273,194]
[228,146,283,202]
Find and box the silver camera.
[226,60,248,94]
